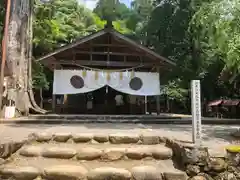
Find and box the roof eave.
[109,29,176,66]
[36,28,175,67]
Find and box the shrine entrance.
[61,86,118,114]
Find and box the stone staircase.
[0,132,188,180]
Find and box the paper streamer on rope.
[82,69,87,78]
[131,70,135,78]
[107,71,111,81]
[95,71,99,80]
[120,72,123,80]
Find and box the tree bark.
[6,0,46,115]
[27,0,46,114]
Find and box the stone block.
[196,173,214,180]
[183,147,210,166]
[226,151,240,166]
[43,165,87,180]
[102,148,126,161]
[163,172,188,180]
[109,134,139,144]
[151,146,172,160]
[87,167,131,180]
[31,132,52,142]
[131,166,162,180]
[140,134,160,145]
[208,158,226,172]
[214,172,237,180]
[0,166,40,180]
[186,165,200,177]
[189,176,208,180]
[77,148,102,160]
[52,133,71,142]
[19,146,42,157]
[126,147,145,159]
[42,147,76,159]
[72,133,93,143]
[94,134,109,143]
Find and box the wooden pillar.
[63,94,68,113]
[52,94,56,113]
[52,64,56,113]
[145,96,147,114]
[156,95,160,115]
[156,67,161,115]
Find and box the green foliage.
[113,20,131,34]
[125,0,154,36]
[94,0,130,21]
[191,0,240,81]
[32,61,49,90]
[131,0,154,20]
[162,79,188,103]
[33,0,101,56]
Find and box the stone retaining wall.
[166,139,240,180]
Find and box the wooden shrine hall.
[37,24,175,115]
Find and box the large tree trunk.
[6,0,46,115]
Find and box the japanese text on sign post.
[191,80,202,146]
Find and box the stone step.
[18,143,172,161]
[0,158,188,180]
[22,114,181,120]
[30,132,166,145]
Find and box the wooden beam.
[89,40,93,61]
[41,61,54,71]
[107,35,110,62]
[89,43,128,47]
[58,60,157,67]
[72,49,76,62]
[52,64,56,113]
[41,56,63,70]
[73,51,144,57]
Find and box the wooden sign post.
[191,80,202,146]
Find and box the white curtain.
[53,70,160,96]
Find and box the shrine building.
[37,24,175,115]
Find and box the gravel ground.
[0,123,239,156]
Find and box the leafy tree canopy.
[93,0,131,21]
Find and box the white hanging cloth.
[53,70,161,96]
